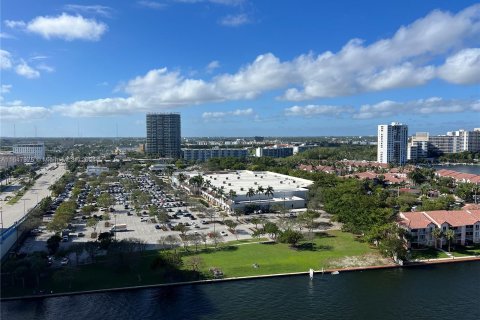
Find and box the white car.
[220,231,228,236]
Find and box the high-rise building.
[146,113,181,158]
[377,122,408,164]
[429,128,480,154]
[407,132,429,161]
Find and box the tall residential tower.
[377,122,408,164]
[146,113,181,158]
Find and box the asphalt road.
[0,164,66,230]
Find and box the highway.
[0,164,66,231]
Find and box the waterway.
[2,262,480,320]
[434,164,480,175]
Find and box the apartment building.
[145,113,181,158]
[12,142,45,162]
[399,210,480,247]
[182,148,248,162]
[377,122,408,164]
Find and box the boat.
[309,268,314,279]
[331,271,339,275]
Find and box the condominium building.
[182,148,248,162]
[145,113,181,158]
[399,210,480,247]
[407,132,429,161]
[429,128,480,154]
[377,122,408,164]
[255,146,294,158]
[0,152,23,169]
[12,142,45,162]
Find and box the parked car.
[220,231,228,236]
[60,257,69,266]
[140,217,149,222]
[78,232,85,237]
[155,224,161,230]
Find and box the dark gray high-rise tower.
[146,113,181,158]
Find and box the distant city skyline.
[1,1,479,137]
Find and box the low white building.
[0,152,24,169]
[12,142,45,162]
[173,170,313,213]
[86,165,109,176]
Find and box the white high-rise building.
[407,132,429,161]
[377,123,408,164]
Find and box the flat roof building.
[12,142,45,162]
[146,113,181,159]
[173,170,313,213]
[255,146,293,158]
[182,148,248,162]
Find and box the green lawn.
[451,245,480,257]
[409,248,449,260]
[1,231,379,298]
[188,230,378,277]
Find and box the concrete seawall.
[2,255,479,302]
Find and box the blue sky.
[1,0,479,137]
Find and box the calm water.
[2,262,480,320]
[434,164,480,175]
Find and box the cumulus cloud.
[0,104,52,121]
[437,48,480,84]
[4,20,26,28]
[219,14,250,26]
[354,97,480,119]
[285,105,354,117]
[202,108,253,120]
[15,60,40,79]
[7,13,108,41]
[0,50,13,69]
[0,32,14,39]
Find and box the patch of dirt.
[327,253,391,268]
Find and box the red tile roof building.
[399,209,480,246]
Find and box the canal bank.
[2,255,479,302]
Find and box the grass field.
[451,245,480,257]
[1,231,381,298]
[409,248,449,260]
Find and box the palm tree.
[444,229,455,252]
[203,179,212,191]
[431,228,442,248]
[246,188,256,203]
[256,186,265,201]
[265,186,274,198]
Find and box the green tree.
[278,229,304,247]
[46,235,62,254]
[431,228,442,248]
[444,229,455,252]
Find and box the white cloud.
[15,60,40,79]
[176,0,244,6]
[0,32,14,39]
[206,60,220,73]
[437,48,480,84]
[64,4,113,17]
[4,20,26,28]
[36,63,55,73]
[1,84,12,94]
[8,13,108,41]
[137,1,167,9]
[354,97,479,119]
[0,105,51,121]
[0,50,13,69]
[285,105,355,117]
[202,108,253,120]
[220,14,250,26]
